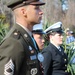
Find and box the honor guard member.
[32,21,45,51]
[0,0,45,75]
[42,22,68,75]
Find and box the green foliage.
[43,20,53,31]
[0,14,9,42]
[63,42,75,75]
[43,20,55,47]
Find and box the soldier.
[32,21,45,51]
[0,0,45,75]
[42,22,68,75]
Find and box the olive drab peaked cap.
[5,0,45,10]
[44,22,63,34]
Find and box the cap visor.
[32,30,45,34]
[57,30,64,33]
[30,1,45,5]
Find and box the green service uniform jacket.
[0,24,43,75]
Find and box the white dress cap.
[44,22,62,33]
[32,20,45,34]
[33,20,43,31]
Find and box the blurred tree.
[0,14,9,42]
[43,0,75,32]
[0,0,75,33]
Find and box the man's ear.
[21,7,27,17]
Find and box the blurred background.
[0,0,75,29]
[0,0,75,75]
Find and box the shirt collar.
[50,41,60,49]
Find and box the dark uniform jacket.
[0,24,43,75]
[42,43,68,75]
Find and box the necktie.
[32,37,37,49]
[59,47,61,52]
[58,47,64,55]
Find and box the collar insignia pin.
[29,46,32,50]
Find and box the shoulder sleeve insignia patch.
[4,59,14,75]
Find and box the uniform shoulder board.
[12,30,21,39]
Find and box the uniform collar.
[50,41,60,50]
[15,23,38,50]
[16,22,32,36]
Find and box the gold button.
[14,32,18,35]
[65,65,67,67]
[24,34,28,37]
[64,59,66,61]
[65,70,67,72]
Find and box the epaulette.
[12,30,21,39]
